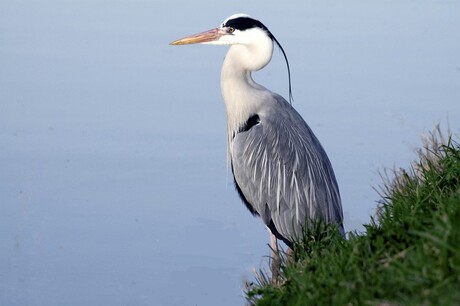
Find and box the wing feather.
[231,95,344,243]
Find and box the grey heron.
[171,14,344,276]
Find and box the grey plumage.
[231,93,344,247]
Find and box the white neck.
[221,41,273,160]
[220,36,273,161]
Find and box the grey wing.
[231,98,344,243]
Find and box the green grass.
[246,128,460,305]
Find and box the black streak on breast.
[239,114,260,133]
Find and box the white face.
[202,14,269,46]
[203,27,267,46]
[170,13,271,48]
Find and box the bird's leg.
[286,247,293,260]
[285,247,295,268]
[268,229,280,284]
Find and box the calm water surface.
[1,1,459,305]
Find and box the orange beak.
[170,28,225,45]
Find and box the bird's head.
[170,13,293,103]
[170,14,273,47]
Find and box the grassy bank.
[246,129,460,305]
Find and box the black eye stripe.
[224,17,272,38]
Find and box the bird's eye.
[228,27,235,34]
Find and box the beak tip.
[170,39,182,45]
[170,39,187,46]
[169,28,222,46]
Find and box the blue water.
[1,1,459,305]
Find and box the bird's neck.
[221,54,258,127]
[221,45,267,159]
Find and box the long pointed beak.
[170,28,224,45]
